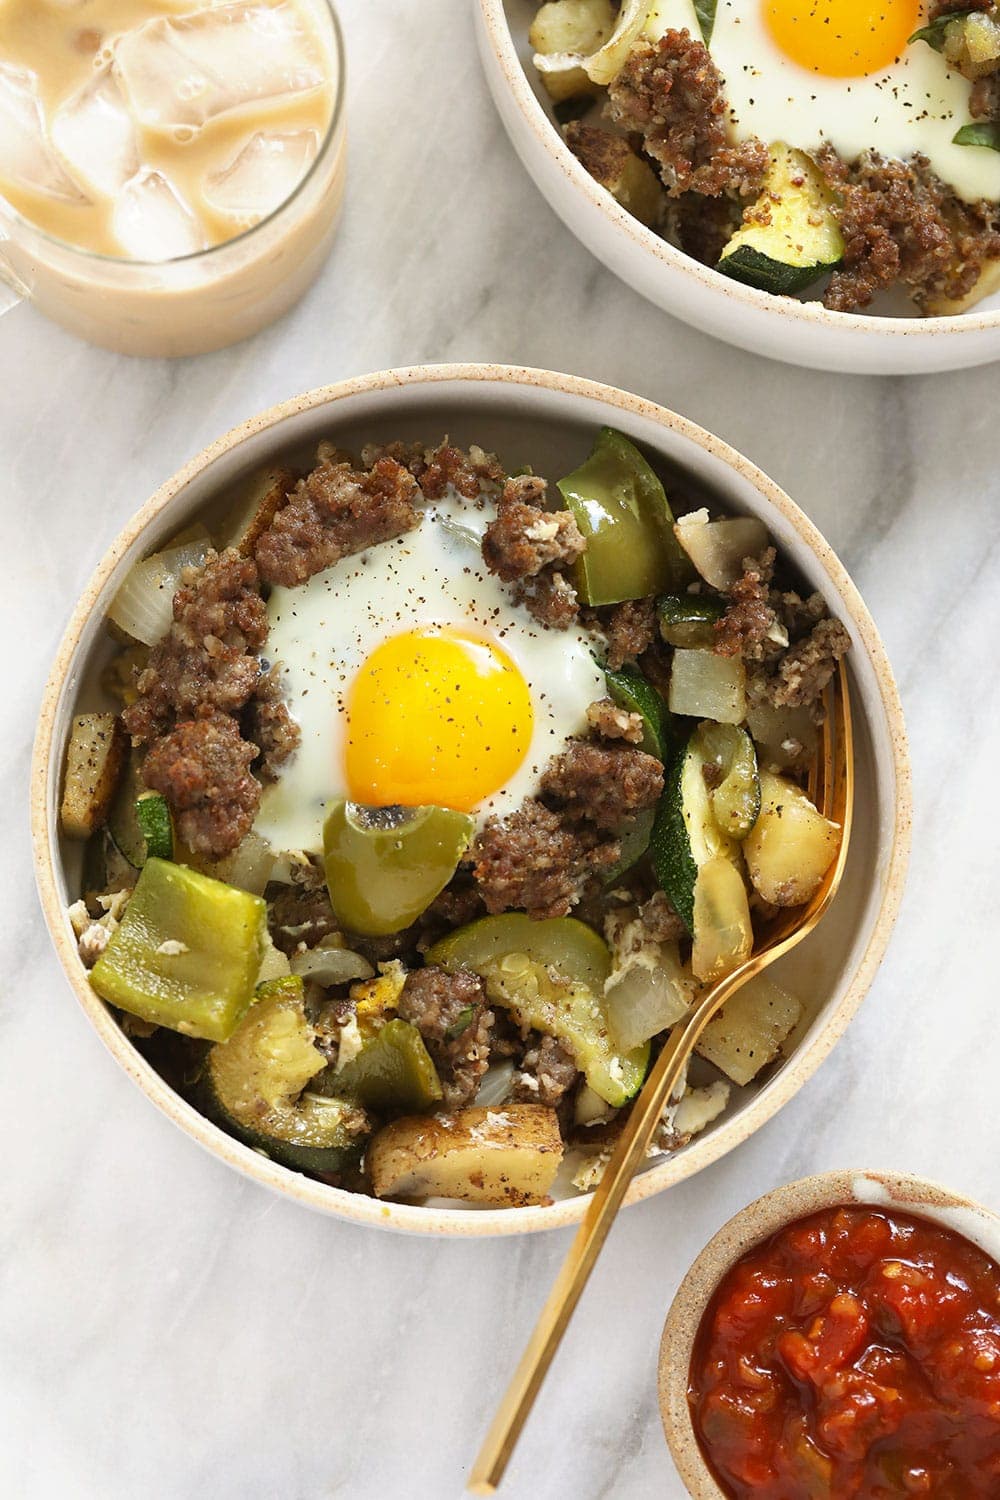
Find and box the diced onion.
[669,648,747,725]
[606,943,693,1051]
[674,511,769,590]
[202,830,275,896]
[108,532,210,646]
[290,944,374,987]
[474,1060,516,1108]
[534,0,652,87]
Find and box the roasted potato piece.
[563,123,664,227]
[695,975,803,1087]
[60,713,127,839]
[368,1104,564,1207]
[530,0,611,101]
[924,259,1000,317]
[744,772,840,906]
[218,466,295,557]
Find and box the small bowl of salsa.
[659,1170,1000,1498]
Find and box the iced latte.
[0,0,344,355]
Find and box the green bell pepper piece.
[557,428,690,605]
[90,858,266,1042]
[322,800,475,937]
[325,1018,443,1114]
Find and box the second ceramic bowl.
[478,0,1000,375]
[32,364,910,1236]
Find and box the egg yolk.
[763,0,920,78]
[344,628,533,812]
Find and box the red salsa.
[689,1205,1000,1498]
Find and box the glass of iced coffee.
[0,0,345,357]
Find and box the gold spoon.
[468,659,853,1494]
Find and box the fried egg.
[254,491,605,855]
[645,0,1000,203]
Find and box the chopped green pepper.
[322,800,475,937]
[90,858,266,1042]
[324,1018,443,1114]
[427,916,648,1107]
[557,427,690,605]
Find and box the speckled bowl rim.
[30,363,912,1239]
[658,1169,1000,1497]
[479,0,1000,348]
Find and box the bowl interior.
[35,368,908,1235]
[493,1,1000,324]
[658,1169,1000,1497]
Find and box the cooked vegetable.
[60,712,127,839]
[695,974,803,1086]
[206,976,369,1173]
[368,1104,564,1206]
[288,938,373,988]
[322,800,475,937]
[574,1082,614,1127]
[217,466,294,556]
[603,662,671,759]
[696,722,760,839]
[954,121,1000,152]
[717,144,845,296]
[529,0,612,101]
[669,648,747,725]
[652,725,736,933]
[744,771,840,906]
[135,792,173,861]
[691,854,753,983]
[745,701,818,772]
[106,749,147,866]
[533,0,651,89]
[557,427,689,605]
[606,938,694,1051]
[82,826,137,898]
[658,593,723,648]
[106,531,210,647]
[924,257,1000,316]
[674,509,770,591]
[692,0,718,45]
[428,915,647,1107]
[913,8,1000,78]
[324,1018,443,1115]
[474,1060,516,1108]
[195,829,275,896]
[602,805,656,884]
[90,858,266,1041]
[565,127,664,226]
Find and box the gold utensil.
[468,659,854,1495]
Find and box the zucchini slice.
[135,792,174,861]
[651,726,738,933]
[603,662,671,760]
[717,144,844,296]
[206,977,370,1173]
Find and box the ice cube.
[204,129,317,221]
[0,61,87,201]
[114,3,327,132]
[111,169,206,261]
[51,67,140,200]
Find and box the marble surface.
[2,3,999,1497]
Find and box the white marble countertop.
[3,3,999,1497]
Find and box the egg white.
[645,0,1000,204]
[253,490,606,856]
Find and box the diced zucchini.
[651,726,737,933]
[603,662,671,759]
[691,854,753,984]
[368,1104,564,1207]
[90,858,266,1042]
[322,800,475,937]
[322,1018,443,1115]
[913,8,1000,78]
[135,793,173,861]
[743,771,840,907]
[696,722,760,840]
[206,976,369,1173]
[427,916,647,1108]
[674,510,769,591]
[602,805,656,885]
[60,713,127,840]
[695,974,803,1086]
[669,649,747,725]
[717,144,844,296]
[658,594,723,649]
[557,427,690,606]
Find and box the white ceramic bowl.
[31,364,911,1237]
[478,0,1000,375]
[659,1169,1000,1496]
